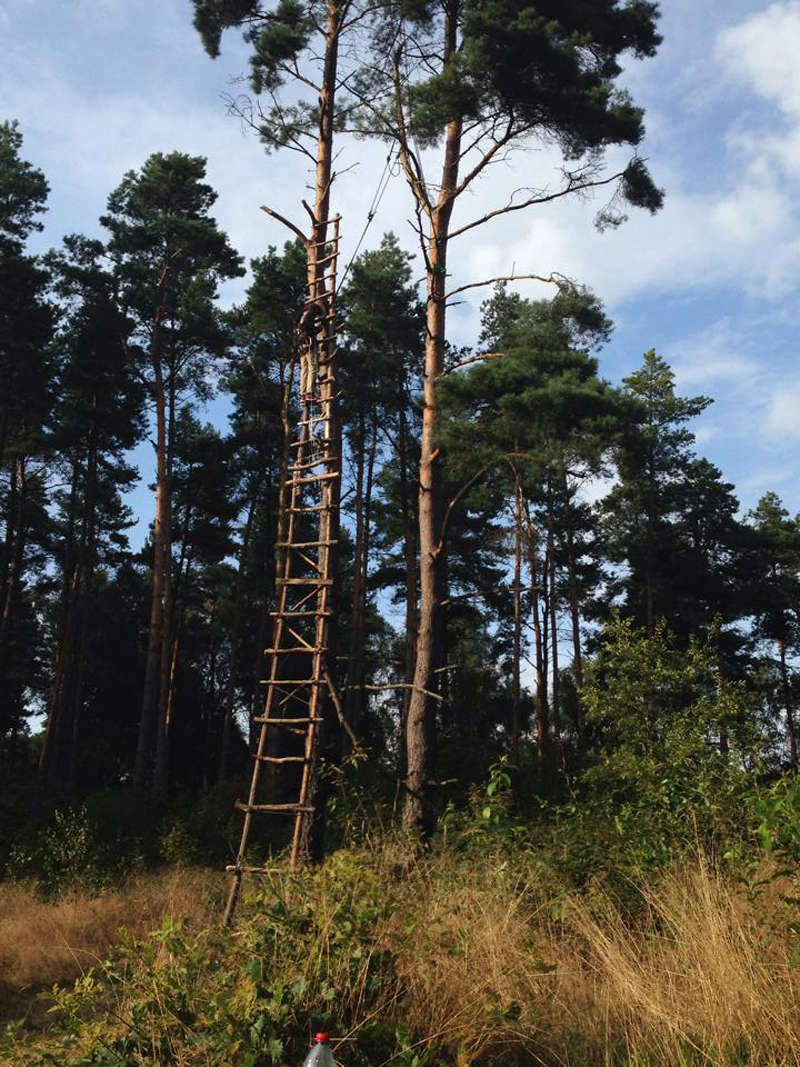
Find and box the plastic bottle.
[302,1033,335,1067]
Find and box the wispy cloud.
[669,321,762,389]
[765,380,800,439]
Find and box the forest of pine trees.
[1,109,798,831]
[7,3,800,1064]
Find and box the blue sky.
[3,0,800,540]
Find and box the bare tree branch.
[260,205,311,247]
[438,351,505,377]
[444,272,570,301]
[449,169,628,240]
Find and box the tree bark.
[295,0,343,866]
[397,383,418,782]
[403,2,462,840]
[645,446,656,635]
[779,637,798,774]
[220,491,257,779]
[133,308,169,796]
[344,409,366,738]
[511,484,523,762]
[563,482,585,746]
[547,492,560,742]
[522,497,547,756]
[67,425,98,796]
[0,459,16,623]
[152,374,177,800]
[0,456,27,699]
[40,454,83,784]
[344,413,377,747]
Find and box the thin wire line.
[336,145,398,295]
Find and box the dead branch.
[324,667,360,749]
[444,272,570,301]
[355,682,444,703]
[435,457,507,556]
[260,205,310,247]
[449,169,628,240]
[438,352,505,377]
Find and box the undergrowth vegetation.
[6,618,800,1065]
[5,837,800,1067]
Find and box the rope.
[336,144,398,295]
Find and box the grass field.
[3,847,800,1065]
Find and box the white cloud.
[765,381,800,439]
[716,3,800,117]
[669,320,762,388]
[575,473,617,507]
[4,0,800,521]
[5,0,800,326]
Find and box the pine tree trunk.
[359,418,378,718]
[344,413,377,747]
[295,0,343,866]
[0,453,15,621]
[398,387,418,782]
[0,456,26,696]
[67,428,98,796]
[220,492,257,779]
[547,495,560,742]
[523,499,547,755]
[563,483,585,745]
[40,457,82,784]
[344,410,366,738]
[403,4,462,840]
[645,451,656,635]
[133,361,167,796]
[511,484,523,761]
[779,637,798,773]
[152,379,177,800]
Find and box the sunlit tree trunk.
[403,3,462,840]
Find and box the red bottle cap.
[315,1033,330,1044]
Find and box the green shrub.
[5,805,136,900]
[547,617,761,887]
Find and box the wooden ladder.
[223,214,342,925]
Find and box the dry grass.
[561,860,800,1065]
[334,846,800,1065]
[6,852,800,1065]
[0,868,223,1012]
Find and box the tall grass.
[4,847,800,1065]
[0,868,222,1011]
[567,860,800,1065]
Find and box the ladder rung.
[271,609,332,617]
[264,646,327,654]
[255,754,311,763]
[259,681,326,689]
[235,801,315,813]
[253,714,325,723]
[277,539,338,548]
[289,456,340,471]
[314,250,339,266]
[276,578,333,586]
[290,437,334,449]
[286,471,339,486]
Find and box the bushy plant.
[5,805,135,900]
[747,773,800,864]
[550,616,761,885]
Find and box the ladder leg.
[224,216,344,921]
